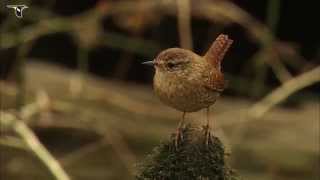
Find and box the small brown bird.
[143,34,233,145]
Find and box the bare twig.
[61,126,138,176]
[0,0,271,50]
[19,90,50,123]
[102,126,137,175]
[248,66,320,119]
[266,50,292,82]
[101,32,161,57]
[0,136,27,150]
[177,0,193,50]
[61,139,105,166]
[266,0,281,32]
[264,0,291,83]
[0,112,71,180]
[69,47,89,97]
[15,33,31,109]
[264,0,292,83]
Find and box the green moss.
[136,124,240,180]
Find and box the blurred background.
[0,0,319,180]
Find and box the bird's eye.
[167,62,175,69]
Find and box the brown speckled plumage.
[153,34,233,112]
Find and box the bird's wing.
[203,70,226,92]
[203,34,233,71]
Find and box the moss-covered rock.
[136,124,240,180]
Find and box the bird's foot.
[175,127,184,149]
[203,125,211,146]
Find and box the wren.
[143,34,233,145]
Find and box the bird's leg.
[175,112,186,148]
[205,107,211,145]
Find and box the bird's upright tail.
[204,34,233,71]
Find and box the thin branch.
[266,52,292,82]
[266,0,281,32]
[61,139,105,166]
[0,0,271,50]
[177,0,193,50]
[101,32,161,57]
[0,112,71,180]
[248,66,320,119]
[259,47,293,83]
[61,127,138,175]
[19,90,50,123]
[0,136,27,150]
[102,126,137,175]
[264,0,292,84]
[69,47,90,97]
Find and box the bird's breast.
[153,71,219,112]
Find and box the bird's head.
[143,48,198,77]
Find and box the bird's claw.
[175,127,183,149]
[203,125,211,146]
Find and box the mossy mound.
[136,124,239,180]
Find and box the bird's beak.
[142,60,155,66]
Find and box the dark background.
[1,0,319,87]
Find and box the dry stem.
[177,0,193,50]
[0,112,71,180]
[248,66,320,119]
